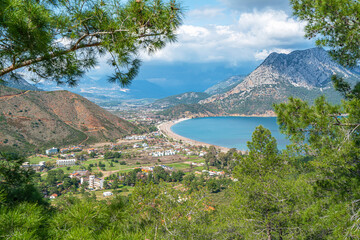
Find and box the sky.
[44,0,316,99]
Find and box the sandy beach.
[158,118,231,153]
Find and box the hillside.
[204,75,246,95]
[0,86,136,152]
[151,92,210,109]
[158,103,222,118]
[199,48,360,115]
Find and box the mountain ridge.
[2,75,42,91]
[161,48,360,117]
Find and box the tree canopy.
[291,0,360,67]
[0,0,182,86]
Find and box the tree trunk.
[266,223,272,240]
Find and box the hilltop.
[0,86,136,152]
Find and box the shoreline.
[158,118,231,153]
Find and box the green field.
[28,156,54,164]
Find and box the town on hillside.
[23,130,237,201]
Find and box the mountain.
[151,92,210,109]
[204,75,246,95]
[199,47,360,115]
[2,75,42,91]
[159,103,222,118]
[0,86,136,152]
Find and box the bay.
[171,117,289,150]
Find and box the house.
[192,162,205,167]
[50,193,58,199]
[46,147,59,155]
[141,167,154,173]
[164,150,177,156]
[22,164,45,172]
[70,170,89,179]
[103,192,113,197]
[60,148,70,153]
[89,175,104,190]
[152,151,164,157]
[199,151,206,157]
[160,165,173,171]
[87,148,96,154]
[56,159,76,166]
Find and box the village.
[23,130,231,201]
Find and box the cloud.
[141,10,309,64]
[221,0,290,12]
[255,48,293,61]
[188,7,225,18]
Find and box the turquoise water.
[171,117,289,151]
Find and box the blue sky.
[46,0,316,99]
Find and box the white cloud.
[141,10,309,64]
[188,8,225,18]
[255,48,293,61]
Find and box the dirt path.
[79,134,89,145]
[0,90,29,100]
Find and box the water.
[171,117,289,151]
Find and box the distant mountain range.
[0,85,136,152]
[158,47,360,117]
[1,75,42,91]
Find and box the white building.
[56,159,76,166]
[199,152,206,157]
[89,175,104,189]
[103,192,113,197]
[46,147,59,155]
[164,150,177,156]
[152,151,164,157]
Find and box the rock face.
[200,48,360,115]
[0,86,136,151]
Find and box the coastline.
[158,118,231,153]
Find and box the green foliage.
[159,103,220,118]
[273,91,360,238]
[0,0,183,86]
[0,152,46,206]
[332,75,360,100]
[291,0,360,67]
[232,126,306,239]
[104,151,122,159]
[0,203,46,239]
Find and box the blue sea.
[171,117,289,151]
